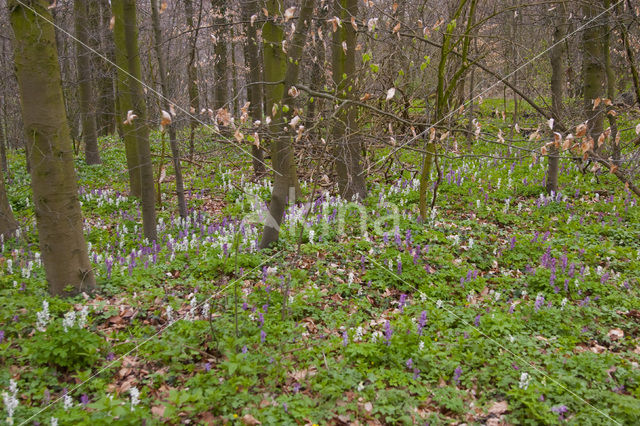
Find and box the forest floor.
[1,101,640,425]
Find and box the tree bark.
[604,0,620,165]
[150,0,187,219]
[582,1,605,151]
[547,13,565,194]
[212,0,228,112]
[93,0,117,137]
[242,0,266,176]
[9,0,96,296]
[332,0,367,202]
[112,0,141,197]
[113,0,157,241]
[185,0,201,159]
[260,0,313,248]
[0,166,17,238]
[74,0,101,165]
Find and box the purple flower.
[417,311,427,335]
[534,294,545,312]
[204,362,212,372]
[473,314,481,327]
[0,330,4,344]
[242,345,248,354]
[106,352,116,361]
[384,321,393,346]
[399,294,407,312]
[80,394,89,406]
[551,404,568,415]
[453,367,462,385]
[293,383,300,393]
[397,258,402,275]
[258,313,264,327]
[260,329,266,343]
[342,331,349,347]
[406,358,413,369]
[413,368,420,380]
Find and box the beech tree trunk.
[332,0,367,202]
[74,0,101,165]
[10,0,96,296]
[242,0,266,176]
[112,0,157,241]
[150,0,187,219]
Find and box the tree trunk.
[93,0,117,137]
[604,0,620,165]
[242,0,266,176]
[582,1,605,151]
[547,14,565,194]
[9,0,96,296]
[112,0,141,197]
[332,0,367,202]
[74,0,101,165]
[260,0,314,248]
[0,166,17,238]
[113,0,157,241]
[212,0,228,112]
[150,0,187,219]
[185,0,201,159]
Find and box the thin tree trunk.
[604,0,620,165]
[582,1,605,151]
[0,96,8,173]
[212,0,228,112]
[0,166,17,238]
[242,0,266,176]
[94,0,117,136]
[113,0,157,241]
[185,0,202,159]
[150,0,187,219]
[112,0,141,197]
[260,0,314,248]
[547,13,565,194]
[332,0,367,201]
[74,0,101,165]
[10,0,96,296]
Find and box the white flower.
[371,330,382,343]
[6,259,12,274]
[347,271,354,287]
[308,229,315,244]
[129,387,140,411]
[62,311,76,332]
[63,394,73,411]
[357,382,365,391]
[2,379,18,422]
[77,306,89,329]
[201,302,210,319]
[468,237,474,249]
[188,296,197,321]
[166,306,173,322]
[50,417,58,426]
[560,298,568,310]
[519,372,530,390]
[354,326,364,342]
[436,300,443,309]
[418,341,425,351]
[36,300,51,332]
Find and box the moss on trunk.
[10,0,96,296]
